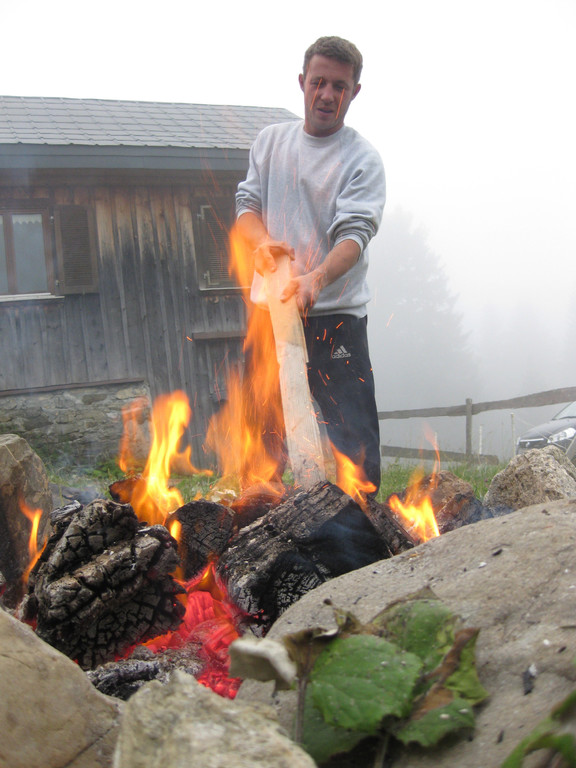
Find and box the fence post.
[465,398,473,458]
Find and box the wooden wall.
[0,169,248,468]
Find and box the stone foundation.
[0,381,151,467]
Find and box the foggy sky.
[3,0,575,458]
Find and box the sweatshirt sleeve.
[329,144,386,252]
[236,137,264,219]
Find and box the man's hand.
[254,241,294,276]
[280,240,361,313]
[280,271,324,313]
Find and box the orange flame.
[332,445,376,506]
[19,497,44,583]
[388,469,440,542]
[203,223,289,494]
[120,390,212,526]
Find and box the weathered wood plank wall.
[0,172,247,467]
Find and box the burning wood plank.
[264,254,326,488]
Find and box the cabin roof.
[0,96,297,171]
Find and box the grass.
[377,460,504,502]
[44,455,504,506]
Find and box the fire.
[388,464,440,542]
[19,496,44,583]
[146,562,242,698]
[204,224,291,494]
[119,390,212,526]
[332,445,376,505]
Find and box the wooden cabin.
[0,95,295,467]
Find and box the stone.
[113,669,316,768]
[484,445,576,510]
[0,608,122,768]
[238,499,576,767]
[0,434,52,595]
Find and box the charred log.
[108,475,143,505]
[217,481,400,628]
[363,496,418,551]
[169,499,236,580]
[229,482,288,529]
[23,499,185,669]
[87,645,203,700]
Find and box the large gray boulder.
[484,445,576,510]
[238,499,576,767]
[113,669,316,768]
[0,608,122,768]
[0,434,52,600]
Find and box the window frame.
[0,201,55,298]
[0,200,98,301]
[194,198,243,292]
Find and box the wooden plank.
[377,386,576,422]
[188,330,245,341]
[134,188,171,395]
[380,445,500,465]
[93,186,125,380]
[264,254,325,488]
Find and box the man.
[235,36,386,493]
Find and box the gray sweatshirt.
[236,120,386,317]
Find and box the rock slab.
[484,445,576,510]
[113,669,316,768]
[0,434,52,584]
[0,608,122,768]
[239,499,576,767]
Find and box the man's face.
[299,54,361,137]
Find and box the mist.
[367,211,576,463]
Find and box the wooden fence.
[378,386,576,465]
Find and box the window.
[54,205,98,294]
[0,203,98,298]
[0,210,52,295]
[195,201,240,290]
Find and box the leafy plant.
[501,686,576,767]
[230,588,488,765]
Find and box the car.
[516,401,576,453]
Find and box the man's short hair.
[303,36,363,85]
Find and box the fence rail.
[378,386,576,464]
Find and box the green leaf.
[444,628,488,705]
[310,634,422,732]
[301,691,372,764]
[282,625,339,679]
[394,695,476,746]
[372,588,457,673]
[501,688,576,767]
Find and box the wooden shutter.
[55,205,98,294]
[196,203,236,289]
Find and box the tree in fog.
[368,208,478,409]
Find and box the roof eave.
[0,144,250,172]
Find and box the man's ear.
[298,73,305,92]
[352,83,362,100]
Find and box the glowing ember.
[19,496,44,583]
[146,562,242,698]
[388,467,440,542]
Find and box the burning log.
[217,481,413,628]
[22,499,185,669]
[169,499,236,580]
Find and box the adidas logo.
[331,345,352,359]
